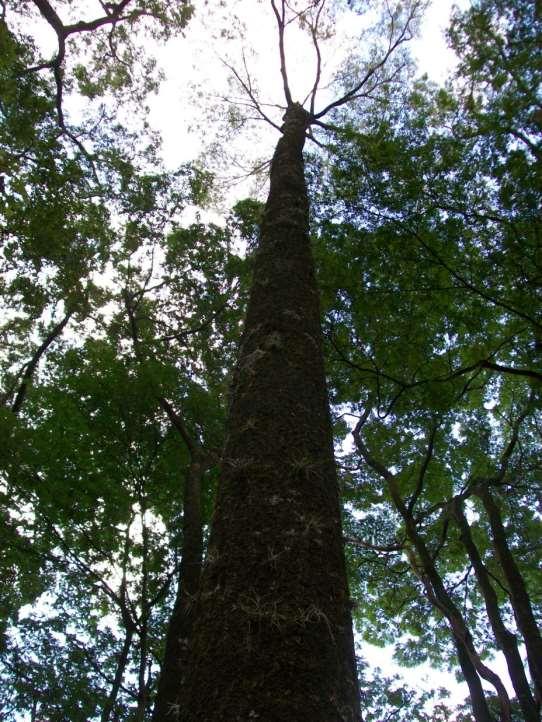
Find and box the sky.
[148,0,469,175]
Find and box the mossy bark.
[179,103,360,721]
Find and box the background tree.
[309,0,541,719]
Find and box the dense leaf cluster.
[309,1,541,718]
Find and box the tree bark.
[179,103,360,721]
[151,455,203,721]
[453,498,539,722]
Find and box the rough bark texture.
[152,456,203,721]
[179,103,360,721]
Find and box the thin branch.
[352,413,396,484]
[270,0,293,107]
[409,224,542,331]
[10,310,73,415]
[153,293,235,345]
[309,0,326,116]
[345,536,404,553]
[407,423,437,515]
[221,57,283,132]
[462,393,535,498]
[158,397,196,456]
[313,2,417,119]
[28,0,139,136]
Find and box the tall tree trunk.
[151,454,203,720]
[180,103,360,721]
[478,487,542,708]
[453,498,539,722]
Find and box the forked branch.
[28,0,142,133]
[313,0,421,119]
[270,0,293,107]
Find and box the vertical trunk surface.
[152,456,203,720]
[136,503,150,722]
[101,626,134,722]
[180,103,360,721]
[402,519,497,722]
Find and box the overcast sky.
[148,0,469,175]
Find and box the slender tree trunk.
[180,103,360,721]
[101,626,135,722]
[151,455,203,721]
[453,499,539,722]
[124,290,207,719]
[353,424,497,722]
[102,522,136,722]
[478,487,542,708]
[403,517,500,722]
[136,494,150,722]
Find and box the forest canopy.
[0,0,540,720]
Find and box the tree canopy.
[0,0,540,720]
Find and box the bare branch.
[221,57,283,132]
[270,0,293,107]
[313,2,418,120]
[309,0,326,116]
